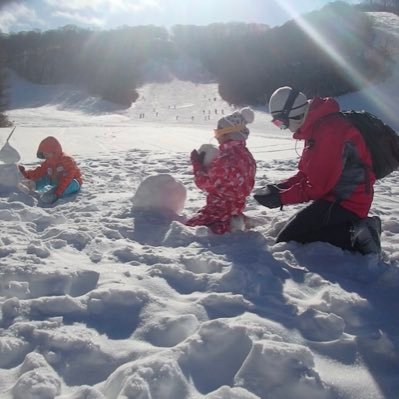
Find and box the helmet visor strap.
[280,88,299,122]
[271,88,300,128]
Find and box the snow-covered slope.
[339,12,399,130]
[0,12,399,399]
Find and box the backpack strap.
[337,112,373,195]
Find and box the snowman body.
[0,139,23,193]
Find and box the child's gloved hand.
[190,149,205,164]
[18,164,25,173]
[253,192,282,209]
[190,149,206,171]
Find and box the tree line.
[0,1,395,126]
[358,0,399,11]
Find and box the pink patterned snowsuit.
[186,140,256,234]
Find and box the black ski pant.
[276,200,361,251]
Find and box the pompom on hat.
[214,107,255,142]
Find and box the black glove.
[265,184,281,194]
[190,149,206,172]
[253,192,282,209]
[190,149,205,164]
[18,164,25,173]
[256,182,287,195]
[269,182,288,191]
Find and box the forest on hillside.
[359,0,399,12]
[0,1,396,123]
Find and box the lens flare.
[274,1,398,124]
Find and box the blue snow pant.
[35,177,81,198]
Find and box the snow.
[132,174,187,215]
[197,144,219,168]
[0,163,20,192]
[0,128,22,193]
[0,12,399,399]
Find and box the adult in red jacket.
[186,108,257,234]
[19,136,82,203]
[254,86,381,255]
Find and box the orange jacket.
[22,136,83,197]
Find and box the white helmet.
[269,86,309,132]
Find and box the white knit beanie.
[214,107,255,142]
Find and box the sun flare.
[274,0,398,121]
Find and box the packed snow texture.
[0,12,398,399]
[0,163,21,192]
[132,173,187,214]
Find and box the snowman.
[0,128,20,191]
[0,128,32,194]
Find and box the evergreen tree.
[0,2,392,107]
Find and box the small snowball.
[198,143,219,167]
[240,107,254,124]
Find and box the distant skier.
[19,136,82,204]
[186,108,256,234]
[253,86,381,255]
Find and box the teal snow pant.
[35,177,81,199]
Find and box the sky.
[0,0,361,34]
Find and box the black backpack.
[339,110,399,179]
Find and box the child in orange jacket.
[19,136,82,203]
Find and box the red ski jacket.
[280,97,375,218]
[22,137,83,197]
[186,140,256,234]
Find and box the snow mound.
[132,173,187,214]
[0,163,21,192]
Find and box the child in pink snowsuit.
[186,108,256,234]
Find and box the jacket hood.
[293,97,340,140]
[37,136,63,158]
